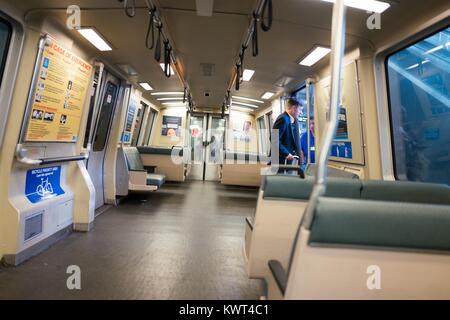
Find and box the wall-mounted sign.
[331,142,353,159]
[25,166,65,203]
[161,115,182,137]
[24,39,93,142]
[335,107,349,140]
[125,96,137,132]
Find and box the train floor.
[0,181,264,299]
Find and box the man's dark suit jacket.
[272,111,301,164]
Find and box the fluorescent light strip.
[157,97,184,101]
[162,102,187,107]
[78,28,112,51]
[242,69,255,81]
[138,82,153,91]
[320,0,391,14]
[151,92,184,96]
[232,101,259,108]
[160,63,175,75]
[232,96,264,104]
[231,105,254,113]
[299,46,331,67]
[261,92,275,100]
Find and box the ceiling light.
[138,82,153,91]
[320,0,391,14]
[299,46,331,67]
[242,69,255,81]
[231,105,254,113]
[162,102,187,107]
[261,92,275,100]
[232,96,264,104]
[157,97,184,101]
[78,28,112,51]
[232,101,259,108]
[160,63,175,75]
[151,92,184,96]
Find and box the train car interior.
[0,0,449,301]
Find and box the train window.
[83,70,100,148]
[0,18,12,88]
[386,26,450,185]
[143,108,158,146]
[93,82,118,151]
[257,116,268,155]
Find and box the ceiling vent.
[200,63,215,77]
[196,0,214,16]
[274,76,295,88]
[117,64,138,77]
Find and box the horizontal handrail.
[15,144,88,166]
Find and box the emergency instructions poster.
[24,40,93,142]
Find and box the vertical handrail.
[305,78,312,167]
[302,0,347,229]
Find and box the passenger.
[271,98,302,166]
[300,117,315,165]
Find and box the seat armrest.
[268,260,288,295]
[129,169,146,172]
[129,170,147,186]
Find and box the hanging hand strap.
[261,0,273,32]
[145,8,156,49]
[252,12,259,57]
[154,24,163,62]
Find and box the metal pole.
[305,79,311,167]
[302,0,347,229]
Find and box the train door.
[204,115,226,181]
[87,72,121,209]
[188,114,207,180]
[188,113,226,181]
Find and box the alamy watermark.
[66,265,81,290]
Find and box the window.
[257,116,268,155]
[142,108,158,146]
[93,82,118,151]
[386,26,450,185]
[0,18,12,88]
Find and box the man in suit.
[272,98,302,165]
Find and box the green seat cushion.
[262,175,362,200]
[309,197,450,251]
[361,180,450,205]
[225,151,268,163]
[137,146,183,156]
[146,173,166,188]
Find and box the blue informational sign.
[25,166,65,203]
[331,142,353,159]
[121,132,131,142]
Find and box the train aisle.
[0,182,263,299]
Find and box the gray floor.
[0,181,264,299]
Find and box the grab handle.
[15,144,88,166]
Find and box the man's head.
[285,98,302,119]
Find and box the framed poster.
[315,61,365,165]
[22,36,93,143]
[161,115,182,137]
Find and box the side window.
[257,116,268,155]
[0,18,12,88]
[386,26,450,185]
[93,82,118,151]
[143,108,158,146]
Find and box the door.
[87,72,121,209]
[188,114,226,181]
[188,114,207,180]
[204,116,226,181]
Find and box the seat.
[137,146,190,182]
[220,151,269,187]
[246,175,361,279]
[122,147,166,191]
[267,180,450,300]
